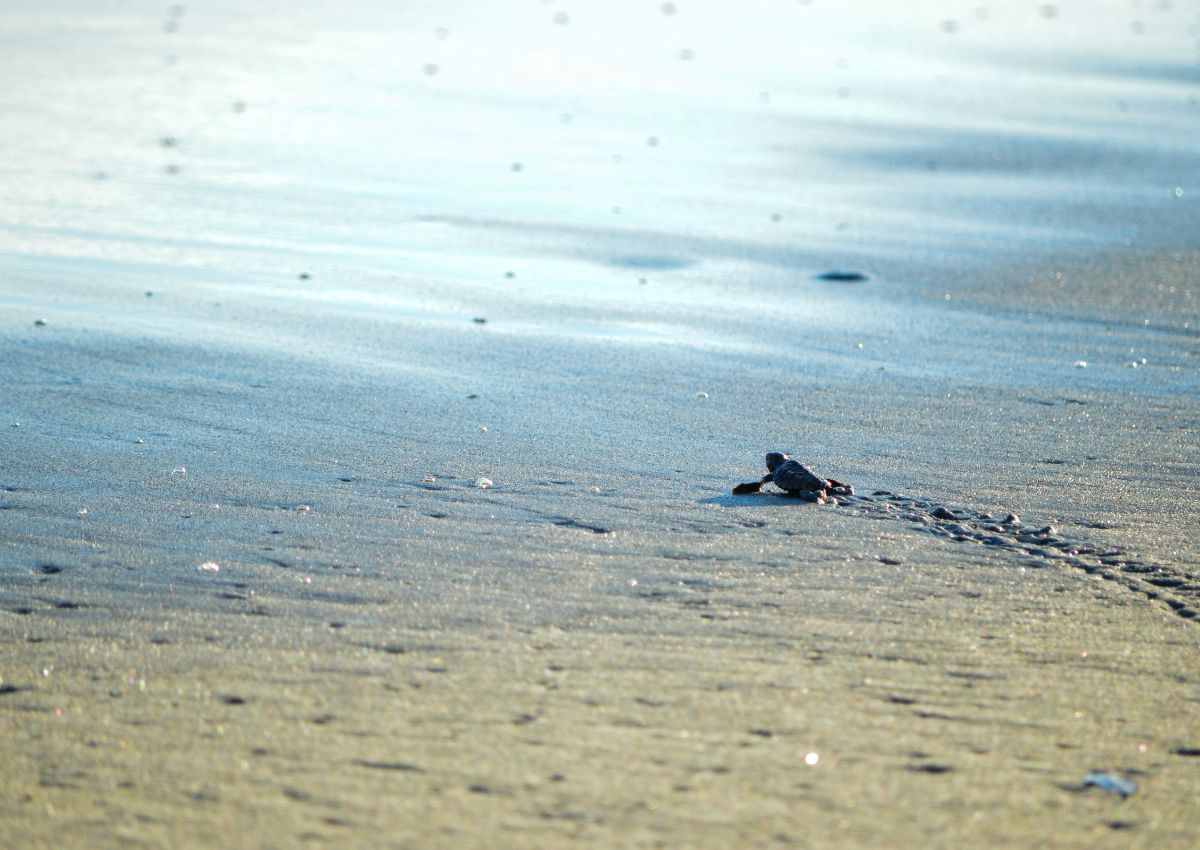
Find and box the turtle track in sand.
[830,489,1200,623]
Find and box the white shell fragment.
[475,478,493,489]
[1084,773,1136,798]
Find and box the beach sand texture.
[1,1,1198,847]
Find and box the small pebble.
[1002,513,1020,525]
[931,506,958,520]
[816,270,869,282]
[34,318,48,326]
[198,561,220,573]
[696,392,709,399]
[422,475,437,483]
[475,478,493,489]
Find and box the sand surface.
[2,2,1198,847]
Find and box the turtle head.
[765,452,789,472]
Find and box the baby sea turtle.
[733,452,854,503]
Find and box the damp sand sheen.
[1,2,1199,848]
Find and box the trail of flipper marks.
[830,489,1200,623]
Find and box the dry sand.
[2,1,1199,847]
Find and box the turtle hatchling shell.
[770,458,828,492]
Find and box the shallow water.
[2,1,1197,329]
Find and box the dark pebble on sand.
[473,317,487,324]
[816,270,870,282]
[907,763,954,774]
[930,507,958,520]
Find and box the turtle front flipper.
[733,474,773,495]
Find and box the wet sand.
[2,1,1199,847]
